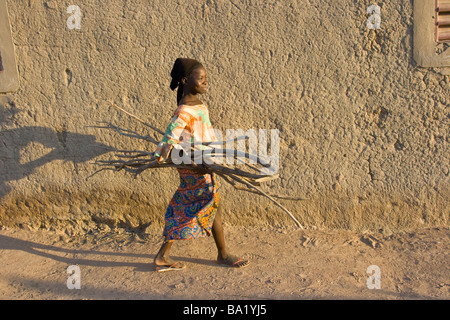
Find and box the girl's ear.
[181,76,188,85]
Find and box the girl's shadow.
[0,233,218,272]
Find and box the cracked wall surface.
[0,0,448,233]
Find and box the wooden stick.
[193,135,249,146]
[221,172,304,230]
[218,173,307,201]
[94,103,306,228]
[110,103,165,135]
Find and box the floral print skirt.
[163,168,219,240]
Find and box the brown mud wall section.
[0,0,448,234]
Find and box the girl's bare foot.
[153,239,186,271]
[217,254,250,268]
[154,256,186,272]
[154,256,185,268]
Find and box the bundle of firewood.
[91,104,305,229]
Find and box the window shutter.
[414,0,450,67]
[0,51,4,72]
[436,0,450,42]
[0,0,20,92]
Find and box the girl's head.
[170,58,207,104]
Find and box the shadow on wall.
[0,101,113,199]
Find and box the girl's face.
[185,66,207,95]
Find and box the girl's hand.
[157,143,173,163]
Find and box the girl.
[153,58,250,272]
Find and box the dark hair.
[170,58,203,104]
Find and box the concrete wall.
[0,0,448,234]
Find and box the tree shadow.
[0,101,114,199]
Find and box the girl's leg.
[211,205,227,258]
[154,239,184,267]
[212,205,249,268]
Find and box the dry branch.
[92,103,307,229]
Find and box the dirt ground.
[0,224,448,300]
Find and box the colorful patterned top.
[154,104,216,157]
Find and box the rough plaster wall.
[0,0,448,233]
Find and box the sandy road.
[0,225,448,300]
